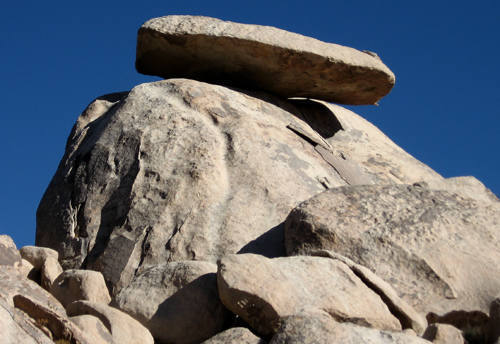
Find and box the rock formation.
[1,15,498,343]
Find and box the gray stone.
[269,311,429,344]
[285,183,500,317]
[50,269,111,308]
[136,15,395,105]
[67,300,154,344]
[201,327,264,344]
[114,260,231,344]
[217,254,401,337]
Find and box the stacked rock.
[2,15,499,343]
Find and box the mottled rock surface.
[217,254,401,336]
[36,79,441,297]
[70,315,113,344]
[201,327,264,344]
[136,15,395,105]
[269,312,429,344]
[114,260,231,344]
[285,183,500,316]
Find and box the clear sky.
[1,1,499,248]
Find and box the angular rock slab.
[36,78,350,294]
[217,254,401,337]
[285,183,500,316]
[310,249,427,335]
[269,312,429,344]
[67,300,154,344]
[136,15,395,105]
[114,260,231,344]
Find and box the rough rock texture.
[217,254,401,337]
[314,101,443,184]
[422,323,465,344]
[114,260,231,344]
[269,312,429,344]
[40,256,63,290]
[201,327,264,344]
[0,267,66,316]
[70,315,113,344]
[13,293,93,344]
[0,294,56,344]
[0,235,22,267]
[66,300,154,344]
[285,183,500,317]
[50,269,111,308]
[36,78,350,293]
[136,15,395,105]
[36,79,441,297]
[19,246,59,270]
[309,249,427,334]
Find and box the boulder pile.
[2,15,499,343]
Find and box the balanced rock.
[217,254,401,337]
[136,15,395,105]
[114,260,231,344]
[285,183,500,317]
[50,269,111,308]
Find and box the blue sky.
[1,1,499,247]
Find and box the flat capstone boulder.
[136,15,395,105]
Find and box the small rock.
[40,256,63,291]
[423,323,465,344]
[19,246,58,270]
[201,327,264,344]
[217,254,401,337]
[67,300,154,344]
[50,269,111,308]
[70,315,113,344]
